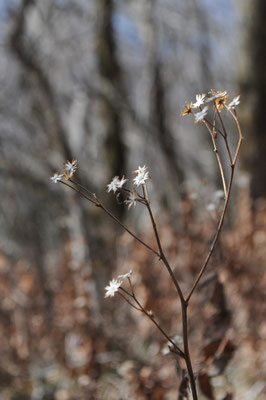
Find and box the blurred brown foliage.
[0,188,265,399]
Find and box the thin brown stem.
[186,165,234,303]
[224,136,233,165]
[98,202,160,258]
[128,277,134,294]
[59,180,96,205]
[60,180,160,258]
[215,105,227,137]
[120,285,184,357]
[143,183,149,202]
[144,199,185,303]
[215,106,233,164]
[118,291,142,311]
[204,118,225,138]
[203,119,227,197]
[233,134,242,166]
[186,110,242,303]
[132,294,184,358]
[227,109,243,165]
[182,303,198,400]
[143,194,197,397]
[69,178,96,198]
[120,275,185,358]
[119,286,134,297]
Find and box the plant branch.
[186,107,243,304]
[203,119,227,197]
[59,180,160,257]
[142,188,197,397]
[186,161,237,303]
[227,109,243,165]
[182,303,198,400]
[118,291,142,311]
[98,202,160,257]
[119,286,184,357]
[59,180,96,205]
[204,118,225,138]
[144,195,185,303]
[132,293,185,358]
[215,105,233,164]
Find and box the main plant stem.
[144,196,198,398]
[182,301,198,400]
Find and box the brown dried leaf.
[203,338,221,360]
[178,370,189,400]
[198,373,215,400]
[212,339,235,376]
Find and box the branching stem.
[59,180,160,258]
[119,287,184,358]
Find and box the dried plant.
[51,90,242,399]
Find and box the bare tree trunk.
[150,63,185,195]
[9,0,101,321]
[96,0,126,218]
[9,0,73,163]
[146,0,186,211]
[241,0,266,200]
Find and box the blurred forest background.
[0,0,265,399]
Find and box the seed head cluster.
[106,165,150,209]
[50,160,78,183]
[104,270,133,298]
[181,90,240,123]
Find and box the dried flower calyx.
[104,278,122,298]
[180,90,240,123]
[107,176,128,193]
[64,160,78,179]
[50,160,78,183]
[133,165,150,186]
[105,270,133,298]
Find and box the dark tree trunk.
[151,63,185,194]
[96,0,126,218]
[242,0,266,201]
